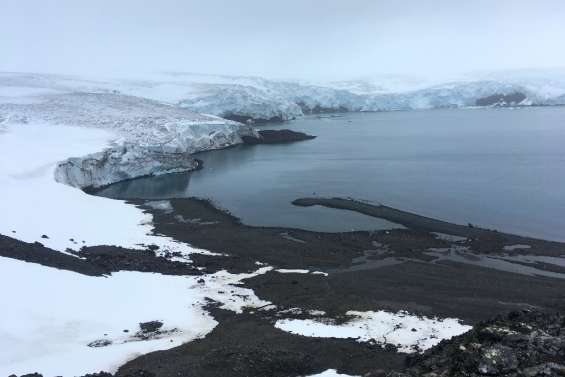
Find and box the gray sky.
[2,0,565,80]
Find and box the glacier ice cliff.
[54,144,200,189]
[0,90,258,188]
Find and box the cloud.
[1,0,564,80]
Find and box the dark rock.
[222,113,285,124]
[80,373,113,377]
[79,245,201,276]
[41,234,49,239]
[0,234,105,276]
[296,102,349,114]
[242,129,316,145]
[139,321,163,333]
[396,310,565,377]
[363,369,387,377]
[87,339,113,348]
[120,370,155,377]
[475,92,527,107]
[477,345,518,374]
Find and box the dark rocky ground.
[475,92,527,107]
[0,235,203,276]
[384,310,565,377]
[242,129,316,144]
[4,196,565,376]
[143,197,565,323]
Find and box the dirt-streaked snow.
[276,310,471,353]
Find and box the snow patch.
[304,370,360,377]
[275,310,471,353]
[503,244,531,251]
[0,257,270,376]
[275,268,310,274]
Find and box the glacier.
[3,70,565,126]
[0,88,258,188]
[2,70,565,187]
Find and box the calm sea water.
[96,107,565,241]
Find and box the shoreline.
[3,121,565,376]
[142,197,565,321]
[292,197,565,252]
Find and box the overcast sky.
[2,0,565,80]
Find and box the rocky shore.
[4,195,565,376]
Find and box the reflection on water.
[100,172,192,198]
[96,107,565,238]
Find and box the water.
[96,107,565,241]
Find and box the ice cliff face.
[54,144,199,189]
[178,84,303,122]
[117,73,565,120]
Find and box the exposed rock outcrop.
[242,129,316,145]
[475,92,528,107]
[382,310,565,377]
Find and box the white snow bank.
[0,123,206,254]
[274,269,329,276]
[275,268,310,274]
[304,370,360,377]
[0,257,270,376]
[276,310,471,353]
[0,86,64,104]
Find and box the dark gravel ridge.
[0,234,105,276]
[0,235,203,276]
